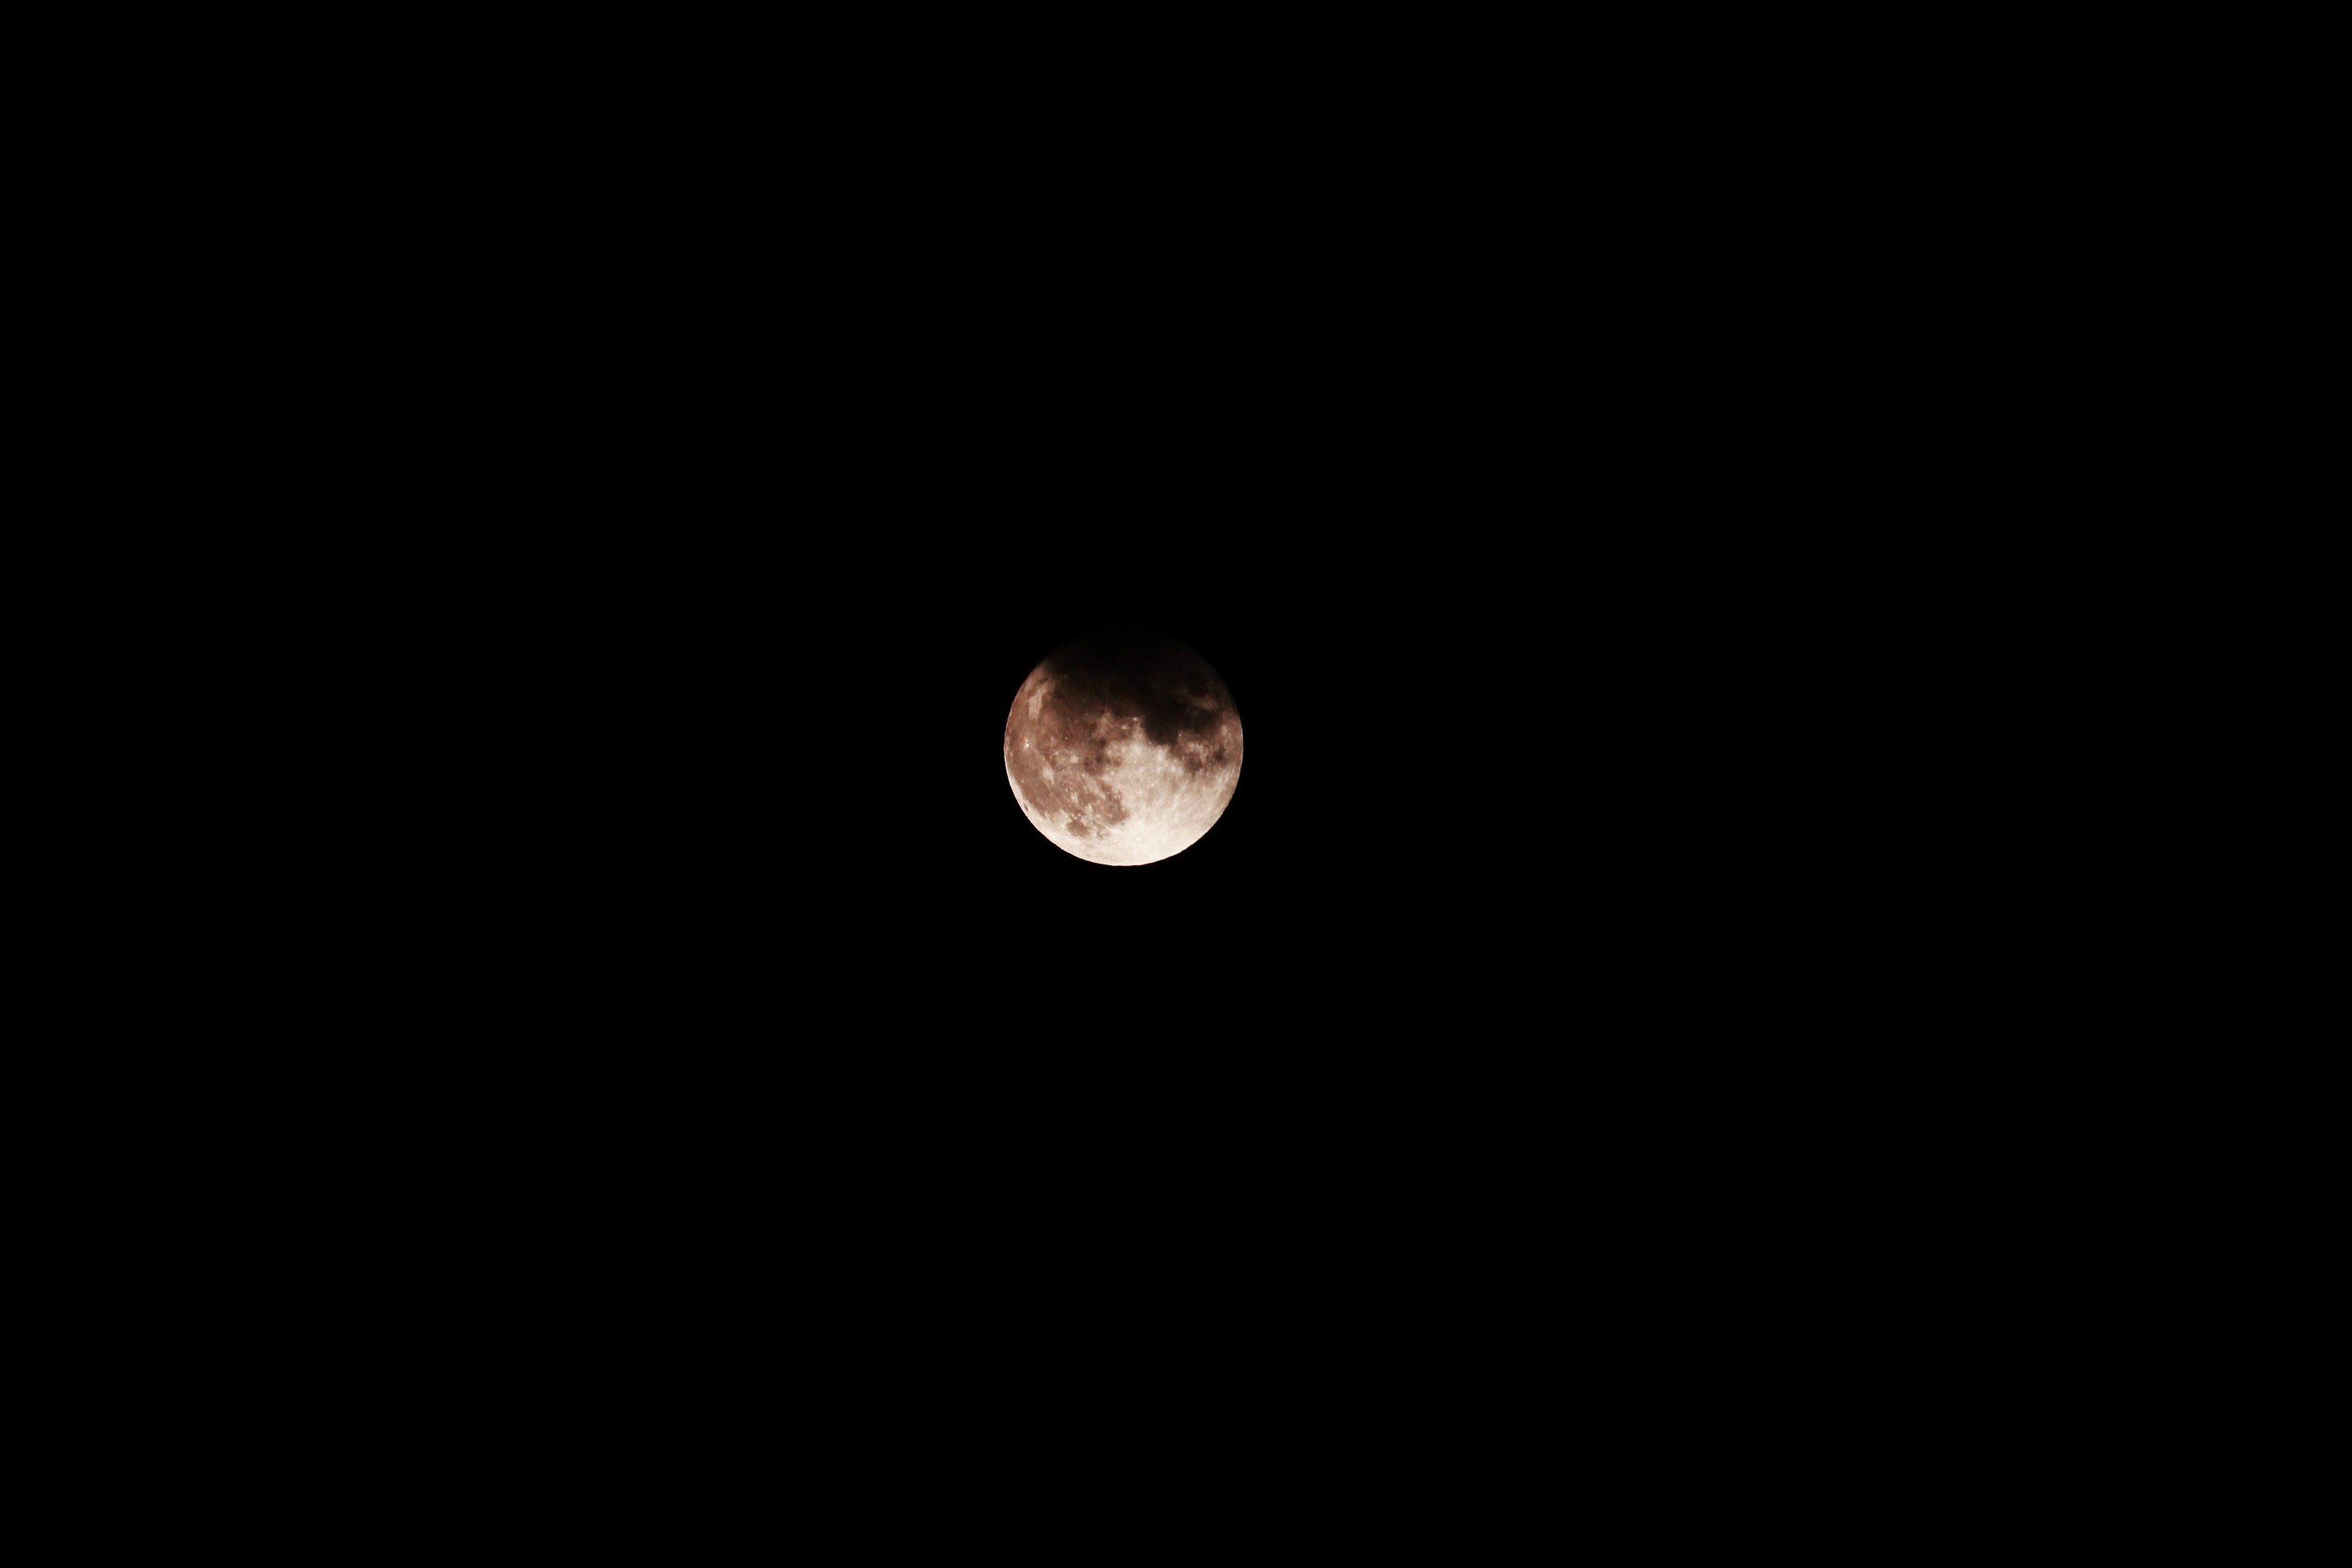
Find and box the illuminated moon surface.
[1003,633,1243,866]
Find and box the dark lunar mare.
[1004,631,1236,829]
[1043,631,1232,755]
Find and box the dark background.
[51,15,2060,1514]
[301,40,1942,1434]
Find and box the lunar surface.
[1003,633,1243,866]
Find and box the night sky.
[355,51,1901,1447]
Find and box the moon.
[1003,633,1243,866]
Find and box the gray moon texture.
[1003,633,1243,866]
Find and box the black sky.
[360,47,1918,1407]
[169,18,2011,1495]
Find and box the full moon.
[1003,633,1243,866]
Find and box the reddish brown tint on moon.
[1003,633,1243,866]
